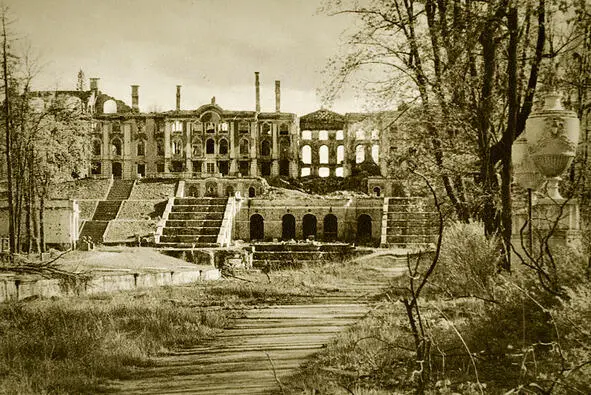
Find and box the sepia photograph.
[0,0,589,393]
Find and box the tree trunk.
[1,11,14,260]
[39,192,45,253]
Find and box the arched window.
[319,145,329,164]
[137,140,145,156]
[156,139,164,156]
[301,145,312,164]
[373,187,381,197]
[240,139,249,155]
[357,214,373,245]
[303,214,317,239]
[279,124,289,135]
[261,123,271,135]
[206,138,215,154]
[172,138,183,155]
[250,214,265,240]
[337,145,344,164]
[371,144,379,163]
[282,214,296,240]
[92,139,101,156]
[323,214,338,241]
[111,138,122,156]
[280,139,290,159]
[219,138,228,155]
[248,186,256,197]
[261,140,271,156]
[355,145,365,163]
[192,139,202,157]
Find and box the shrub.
[433,221,500,301]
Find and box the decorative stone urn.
[524,92,580,199]
[512,136,545,191]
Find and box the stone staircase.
[78,179,135,244]
[251,243,356,269]
[157,197,227,248]
[382,197,438,248]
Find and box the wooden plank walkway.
[112,263,406,394]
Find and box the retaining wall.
[0,267,220,302]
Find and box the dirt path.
[113,257,407,394]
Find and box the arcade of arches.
[248,212,374,244]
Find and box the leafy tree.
[321,0,590,268]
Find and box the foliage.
[433,221,500,301]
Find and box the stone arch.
[279,123,289,135]
[280,138,290,159]
[302,214,317,240]
[225,185,234,197]
[205,181,217,197]
[206,138,215,154]
[240,138,249,155]
[111,137,122,156]
[92,138,101,156]
[323,214,338,241]
[319,145,329,164]
[248,186,256,198]
[282,214,296,240]
[373,187,381,197]
[250,214,264,241]
[219,138,229,155]
[356,214,373,245]
[261,139,271,156]
[301,145,312,164]
[261,122,272,135]
[103,99,117,114]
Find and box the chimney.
[176,85,181,111]
[131,85,139,112]
[90,78,99,92]
[255,72,261,113]
[275,80,281,113]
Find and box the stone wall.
[234,197,383,245]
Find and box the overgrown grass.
[0,253,395,394]
[284,223,591,394]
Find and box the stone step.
[252,251,338,261]
[165,219,223,228]
[162,227,221,236]
[175,197,227,205]
[92,201,121,221]
[168,212,224,221]
[156,242,220,249]
[253,243,353,253]
[171,205,227,213]
[159,235,219,244]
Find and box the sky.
[6,0,364,115]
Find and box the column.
[185,121,192,175]
[164,121,171,174]
[229,120,238,175]
[271,123,279,176]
